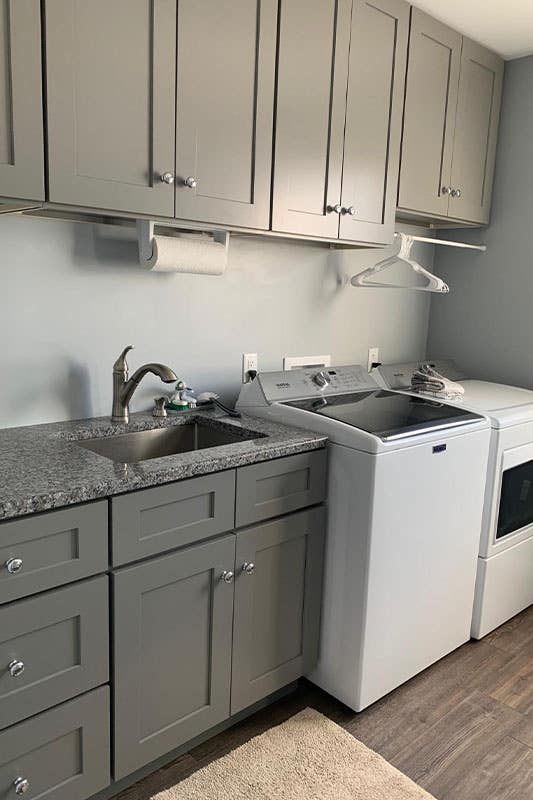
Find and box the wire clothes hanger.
[350,232,450,293]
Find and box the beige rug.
[151,708,435,799]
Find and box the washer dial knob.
[312,370,331,388]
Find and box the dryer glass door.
[497,458,533,539]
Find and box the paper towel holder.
[136,219,230,264]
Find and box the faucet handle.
[113,345,134,373]
[152,397,168,418]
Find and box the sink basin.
[77,421,262,464]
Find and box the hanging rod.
[397,232,486,252]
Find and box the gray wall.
[0,216,433,428]
[428,56,533,388]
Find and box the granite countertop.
[0,409,327,521]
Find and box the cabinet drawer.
[0,686,110,800]
[0,577,109,729]
[0,502,108,604]
[235,451,327,527]
[111,471,235,566]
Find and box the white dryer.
[377,359,533,639]
[237,366,490,711]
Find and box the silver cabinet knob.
[327,204,342,214]
[5,558,23,574]
[184,176,198,189]
[441,186,451,196]
[451,187,462,198]
[344,206,356,216]
[242,562,255,575]
[221,570,234,584]
[8,660,25,678]
[13,778,30,795]
[160,172,175,185]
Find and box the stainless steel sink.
[77,422,261,464]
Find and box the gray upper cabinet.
[272,0,409,244]
[174,0,277,229]
[339,0,409,244]
[113,535,236,779]
[398,9,462,218]
[398,8,503,225]
[231,508,325,714]
[271,0,352,238]
[0,0,44,202]
[45,0,177,217]
[449,38,504,224]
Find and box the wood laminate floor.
[117,605,533,800]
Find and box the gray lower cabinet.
[0,686,110,800]
[398,7,503,224]
[113,535,236,779]
[0,576,109,729]
[174,0,277,228]
[231,508,325,714]
[45,0,177,216]
[111,470,235,566]
[0,502,108,604]
[0,0,44,202]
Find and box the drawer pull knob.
[160,172,175,184]
[184,176,198,189]
[8,660,25,678]
[221,570,234,584]
[13,777,30,794]
[5,558,23,574]
[242,562,255,575]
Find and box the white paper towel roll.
[142,235,227,275]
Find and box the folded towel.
[411,364,465,399]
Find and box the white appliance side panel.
[359,428,490,710]
[480,421,533,557]
[472,540,533,639]
[307,443,375,707]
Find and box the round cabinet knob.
[160,172,175,185]
[344,206,356,216]
[5,558,23,574]
[8,660,25,678]
[441,186,451,196]
[312,370,331,389]
[451,187,462,198]
[221,570,234,584]
[184,176,198,189]
[242,562,255,575]
[327,204,342,214]
[13,778,30,795]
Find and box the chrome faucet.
[112,345,177,424]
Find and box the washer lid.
[283,390,483,441]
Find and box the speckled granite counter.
[0,409,327,521]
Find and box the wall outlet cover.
[242,353,258,383]
[367,347,380,372]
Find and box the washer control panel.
[256,365,379,402]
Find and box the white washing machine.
[237,366,490,711]
[377,359,533,639]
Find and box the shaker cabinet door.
[339,0,409,244]
[45,0,177,217]
[449,38,504,224]
[113,536,236,779]
[175,0,277,229]
[231,508,325,715]
[0,0,44,202]
[398,8,462,217]
[271,0,352,238]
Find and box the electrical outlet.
[367,347,380,373]
[242,353,258,383]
